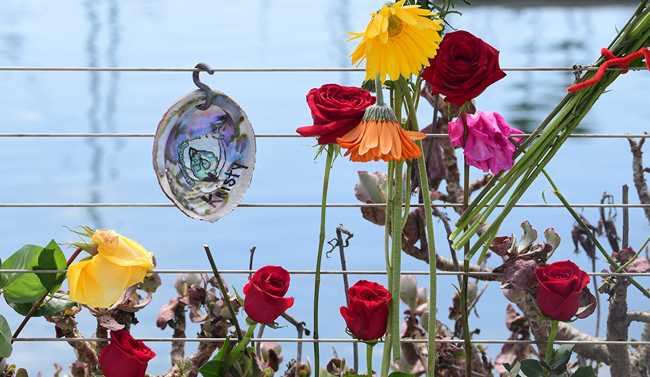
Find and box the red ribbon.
[567,47,650,93]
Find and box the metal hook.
[572,64,584,82]
[193,63,215,110]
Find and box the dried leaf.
[543,228,561,253]
[494,305,534,376]
[497,259,537,291]
[156,297,180,329]
[400,275,418,311]
[517,221,538,254]
[98,315,125,331]
[410,123,446,193]
[355,171,387,203]
[626,258,650,273]
[260,342,283,372]
[491,236,514,257]
[575,288,597,319]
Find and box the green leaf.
[1,243,67,304]
[0,313,13,358]
[1,245,42,289]
[519,359,544,377]
[6,292,76,317]
[388,373,415,377]
[16,369,28,377]
[549,344,574,371]
[199,338,232,377]
[36,240,67,290]
[572,366,597,377]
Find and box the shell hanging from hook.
[153,71,256,222]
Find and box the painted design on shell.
[153,89,256,222]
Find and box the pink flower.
[448,112,522,175]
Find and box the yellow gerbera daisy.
[350,0,443,82]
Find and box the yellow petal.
[93,230,153,269]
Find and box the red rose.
[99,330,155,377]
[243,265,295,324]
[296,84,375,145]
[535,260,590,321]
[422,30,506,106]
[340,280,391,341]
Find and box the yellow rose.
[67,230,154,308]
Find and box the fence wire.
[10,337,650,345]
[1,65,649,349]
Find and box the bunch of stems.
[450,1,650,260]
[381,78,438,376]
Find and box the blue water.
[0,1,648,375]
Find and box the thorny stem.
[11,247,82,342]
[202,244,243,339]
[313,144,335,377]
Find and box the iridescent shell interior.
[153,89,256,222]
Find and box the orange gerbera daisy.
[337,104,425,162]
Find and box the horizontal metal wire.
[0,202,646,208]
[0,66,647,73]
[0,133,646,139]
[0,269,647,277]
[10,337,650,345]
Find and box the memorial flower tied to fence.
[1,1,650,377]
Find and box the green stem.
[451,4,650,252]
[367,342,375,377]
[375,75,385,106]
[313,145,335,377]
[461,113,472,377]
[382,161,395,376]
[227,321,258,373]
[544,320,559,377]
[380,333,391,377]
[399,78,438,376]
[541,169,650,298]
[390,87,404,362]
[391,160,404,361]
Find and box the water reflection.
[328,0,352,84]
[507,9,593,133]
[106,0,122,180]
[0,2,25,64]
[84,0,104,227]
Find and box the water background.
[0,1,648,375]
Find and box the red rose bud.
[99,330,155,377]
[422,30,506,106]
[243,265,295,324]
[340,280,391,341]
[296,84,375,145]
[535,260,590,321]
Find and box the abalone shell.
[153,89,256,222]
